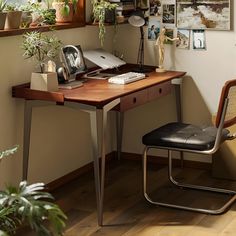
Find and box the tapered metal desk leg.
[116,111,124,160]
[65,102,103,226]
[99,99,121,226]
[23,100,33,180]
[89,110,102,225]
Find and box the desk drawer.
[148,81,171,101]
[120,89,148,111]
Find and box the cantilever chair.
[142,79,236,214]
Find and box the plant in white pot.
[4,3,22,29]
[0,0,7,30]
[0,146,67,235]
[22,31,62,91]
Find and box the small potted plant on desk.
[0,146,67,235]
[0,0,7,30]
[21,31,62,91]
[52,0,77,23]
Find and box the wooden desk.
[12,65,186,226]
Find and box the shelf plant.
[0,0,7,29]
[0,146,67,235]
[4,3,22,29]
[92,0,117,46]
[52,0,77,22]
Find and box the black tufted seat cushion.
[142,122,230,151]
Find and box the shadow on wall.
[181,76,213,163]
[182,76,212,126]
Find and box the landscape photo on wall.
[177,0,230,30]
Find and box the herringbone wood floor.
[19,159,236,235]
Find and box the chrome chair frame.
[143,93,236,214]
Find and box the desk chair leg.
[116,111,124,160]
[22,100,33,180]
[143,147,236,215]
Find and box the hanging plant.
[92,0,117,46]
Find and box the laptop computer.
[83,48,126,70]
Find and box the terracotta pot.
[5,11,22,29]
[0,12,7,30]
[52,2,73,23]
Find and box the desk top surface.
[12,65,186,107]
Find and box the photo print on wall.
[148,17,161,40]
[176,0,230,30]
[149,0,162,16]
[164,27,175,44]
[176,29,190,49]
[193,29,206,50]
[162,3,176,25]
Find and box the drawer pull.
[133,97,137,103]
[159,88,162,94]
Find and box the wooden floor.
[19,159,236,236]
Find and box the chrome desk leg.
[65,102,102,226]
[22,100,33,180]
[172,78,184,168]
[89,109,102,225]
[116,111,124,160]
[100,99,120,225]
[65,99,120,226]
[22,101,56,181]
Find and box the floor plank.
[18,160,236,236]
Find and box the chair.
[142,79,236,214]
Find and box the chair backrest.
[215,79,236,128]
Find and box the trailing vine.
[92,0,117,46]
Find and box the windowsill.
[0,22,86,37]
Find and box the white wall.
[113,4,236,162]
[0,26,116,187]
[1,3,236,187]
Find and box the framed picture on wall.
[177,0,231,30]
[193,30,206,50]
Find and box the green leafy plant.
[22,31,62,73]
[41,8,56,25]
[5,3,18,11]
[53,0,77,16]
[0,0,7,12]
[0,146,67,235]
[92,0,117,46]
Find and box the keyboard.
[108,72,146,84]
